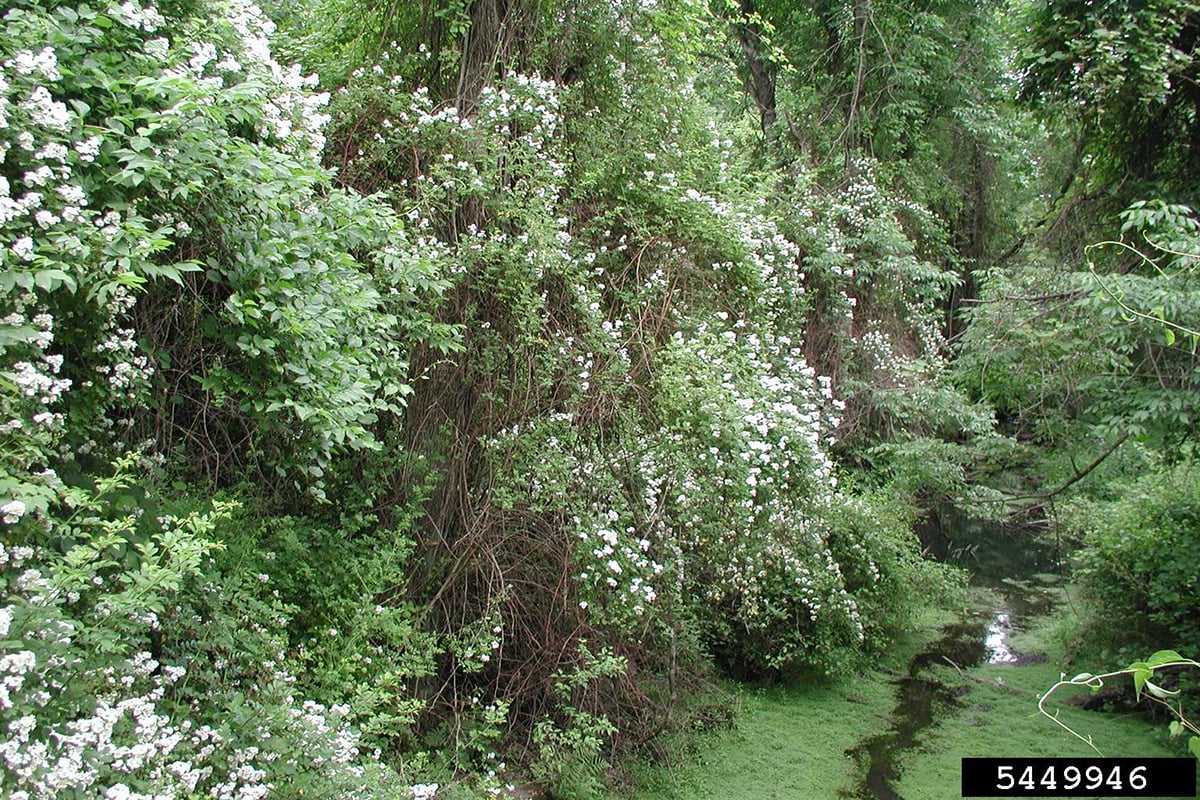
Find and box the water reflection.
[984,611,1018,664]
[844,505,1062,799]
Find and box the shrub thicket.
[1068,464,1200,659]
[2,0,967,796]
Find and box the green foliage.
[530,645,626,800]
[0,1,456,796]
[1065,463,1200,657]
[309,6,959,779]
[957,201,1200,446]
[5,0,1103,792]
[0,0,456,497]
[0,458,408,797]
[1019,0,1200,199]
[953,259,1121,442]
[1040,651,1200,759]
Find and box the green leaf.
[0,325,39,345]
[1129,663,1151,699]
[34,269,77,292]
[1146,650,1184,668]
[1144,681,1179,699]
[1189,737,1200,759]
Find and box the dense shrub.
[2,0,968,793]
[0,0,455,795]
[1071,463,1200,657]
[0,460,411,798]
[0,0,454,494]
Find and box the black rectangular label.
[961,757,1197,797]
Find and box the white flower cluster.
[217,0,331,155]
[482,413,666,619]
[7,48,60,83]
[573,507,663,617]
[0,500,24,524]
[0,49,93,245]
[0,638,228,798]
[0,537,393,799]
[800,157,955,367]
[342,69,566,212]
[638,317,868,659]
[92,321,154,400]
[2,310,69,446]
[110,1,167,32]
[859,328,910,381]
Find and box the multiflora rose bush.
[0,485,402,799]
[0,0,459,796]
[0,0,455,494]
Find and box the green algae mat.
[625,608,1197,800]
[629,680,893,798]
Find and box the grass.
[618,593,1198,800]
[625,679,895,799]
[621,608,956,799]
[894,594,1196,800]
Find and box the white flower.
[35,142,69,162]
[75,135,102,162]
[23,166,54,186]
[113,2,165,31]
[1,500,27,525]
[11,237,34,261]
[189,42,218,74]
[104,784,132,800]
[9,47,60,81]
[57,184,87,206]
[21,86,72,131]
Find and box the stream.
[842,507,1062,800]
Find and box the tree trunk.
[732,0,778,135]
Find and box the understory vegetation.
[1,0,1197,796]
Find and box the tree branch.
[1002,433,1130,502]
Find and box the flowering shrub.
[316,30,955,783]
[0,0,456,495]
[0,456,427,797]
[648,322,864,674]
[0,2,457,797]
[776,159,1009,507]
[0,535,405,799]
